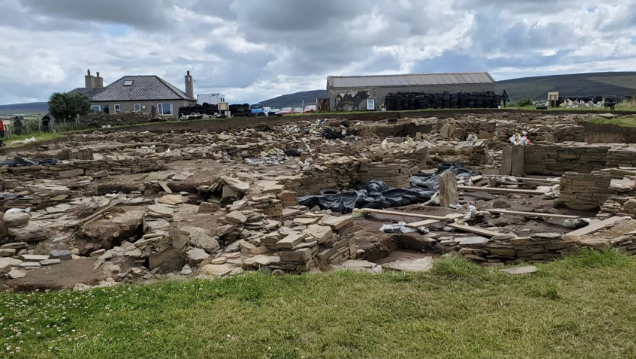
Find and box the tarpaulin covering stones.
[299,163,480,213]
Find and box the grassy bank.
[587,117,636,128]
[1,250,635,358]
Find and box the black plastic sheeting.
[299,163,480,213]
[0,156,61,168]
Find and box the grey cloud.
[19,0,178,30]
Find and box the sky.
[1,0,636,105]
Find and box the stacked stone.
[248,195,284,218]
[559,171,612,210]
[524,144,612,175]
[607,147,636,167]
[1,157,167,180]
[598,170,636,218]
[366,144,429,173]
[459,233,577,264]
[358,159,411,188]
[315,215,356,265]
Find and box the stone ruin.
[1,111,636,289]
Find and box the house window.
[158,103,173,115]
[114,104,121,114]
[91,105,102,113]
[123,80,134,86]
[134,104,141,111]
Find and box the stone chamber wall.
[524,144,612,175]
[559,171,613,210]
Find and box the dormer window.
[123,80,134,86]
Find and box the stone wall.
[80,113,154,128]
[607,148,636,168]
[524,144,612,175]
[459,233,578,264]
[559,171,612,210]
[358,160,411,188]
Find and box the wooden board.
[404,219,441,228]
[563,217,628,239]
[486,209,579,219]
[458,186,546,195]
[447,223,502,237]
[360,208,462,221]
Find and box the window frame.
[157,103,173,115]
[91,105,102,113]
[114,104,121,114]
[134,104,141,111]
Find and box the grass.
[586,117,636,128]
[1,250,636,358]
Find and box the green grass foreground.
[1,250,636,359]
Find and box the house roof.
[327,72,495,88]
[68,87,106,98]
[90,75,193,102]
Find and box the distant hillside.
[0,102,48,115]
[496,72,636,101]
[261,90,326,108]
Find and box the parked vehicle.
[250,103,267,116]
[278,107,297,115]
[303,105,317,113]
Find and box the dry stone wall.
[524,144,612,175]
[560,171,613,210]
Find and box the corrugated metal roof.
[328,72,495,88]
[91,76,193,102]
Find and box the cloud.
[0,0,636,105]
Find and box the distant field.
[497,72,636,101]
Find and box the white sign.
[366,99,375,111]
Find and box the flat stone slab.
[225,211,247,224]
[8,269,27,279]
[19,262,42,268]
[1,242,28,250]
[293,217,320,226]
[243,255,280,267]
[0,258,23,275]
[199,264,234,277]
[304,225,333,244]
[459,237,489,246]
[381,257,433,273]
[500,266,538,275]
[20,254,50,262]
[147,205,174,218]
[277,232,306,249]
[49,250,72,260]
[342,260,383,274]
[0,249,16,257]
[320,215,354,230]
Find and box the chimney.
[185,71,194,100]
[95,72,104,88]
[85,69,95,90]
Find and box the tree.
[48,92,92,123]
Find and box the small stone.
[199,264,234,277]
[459,237,489,245]
[500,266,538,275]
[41,259,61,266]
[180,264,193,275]
[225,211,247,224]
[171,174,187,181]
[90,249,106,257]
[0,242,28,250]
[49,250,72,260]
[3,212,30,228]
[0,249,16,257]
[186,248,210,263]
[211,257,227,265]
[7,269,26,279]
[492,200,511,209]
[0,258,23,275]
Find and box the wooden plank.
[404,219,441,228]
[486,209,579,219]
[360,208,462,221]
[447,223,501,238]
[458,186,546,195]
[563,217,628,240]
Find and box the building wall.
[92,100,195,118]
[327,84,496,111]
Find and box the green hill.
[496,72,636,101]
[261,90,326,108]
[0,101,48,115]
